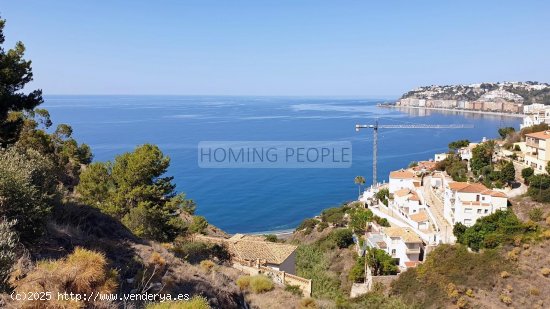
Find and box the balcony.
[526,140,541,149]
[406,248,421,254]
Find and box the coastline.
[382,104,525,118]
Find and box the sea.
[43,96,521,234]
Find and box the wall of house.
[389,178,415,193]
[278,252,296,275]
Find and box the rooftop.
[410,211,429,223]
[526,130,550,140]
[227,234,297,265]
[448,182,507,198]
[389,170,415,179]
[383,226,422,243]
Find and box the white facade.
[443,180,508,227]
[523,103,546,114]
[520,109,550,129]
[388,170,418,194]
[366,224,424,270]
[458,143,478,161]
[434,153,448,162]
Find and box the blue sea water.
[43,96,521,234]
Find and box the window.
[391,249,396,256]
[464,219,472,226]
[485,209,489,214]
[477,209,482,214]
[481,196,485,201]
[464,208,472,214]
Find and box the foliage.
[0,17,44,146]
[284,284,303,296]
[373,215,391,227]
[457,210,535,251]
[330,228,354,248]
[77,144,190,241]
[12,247,118,308]
[236,275,251,290]
[0,218,17,292]
[249,275,275,294]
[348,208,373,232]
[470,141,495,175]
[352,292,412,309]
[321,206,348,225]
[354,176,366,196]
[391,244,509,308]
[0,147,56,242]
[408,161,418,168]
[452,222,467,243]
[199,259,216,272]
[528,208,544,222]
[520,123,549,138]
[348,256,366,283]
[172,240,229,264]
[365,247,398,276]
[521,167,534,181]
[264,234,278,242]
[317,221,329,232]
[527,174,550,202]
[146,296,211,309]
[190,216,208,234]
[375,188,390,206]
[296,218,318,234]
[498,127,515,139]
[435,154,468,181]
[448,140,470,151]
[499,161,516,185]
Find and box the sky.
[1,0,550,96]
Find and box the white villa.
[457,143,479,161]
[521,104,550,129]
[366,223,424,270]
[434,153,448,162]
[524,130,550,173]
[388,170,420,194]
[443,181,508,227]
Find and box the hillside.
[400,81,550,104]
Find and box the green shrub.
[349,208,373,232]
[172,241,229,264]
[321,207,346,225]
[296,218,318,234]
[521,167,534,180]
[264,234,278,242]
[458,210,533,251]
[330,229,354,249]
[348,256,366,283]
[0,148,55,242]
[0,219,17,292]
[249,275,274,293]
[284,284,303,296]
[199,260,216,272]
[296,244,343,299]
[528,208,544,222]
[317,221,329,232]
[146,296,210,309]
[190,216,209,234]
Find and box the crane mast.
[355,121,473,185]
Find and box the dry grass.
[236,275,251,290]
[249,275,274,294]
[199,260,216,273]
[541,268,550,277]
[11,247,118,308]
[146,296,211,309]
[298,297,318,308]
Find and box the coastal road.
[422,176,453,243]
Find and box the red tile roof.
[526,130,550,140]
[390,170,415,179]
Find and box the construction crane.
[355,120,473,185]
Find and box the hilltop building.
[365,223,424,270]
[524,130,550,173]
[388,170,420,193]
[443,180,508,227]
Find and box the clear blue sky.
[2,0,549,96]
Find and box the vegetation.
[172,240,229,264]
[0,219,17,291]
[264,234,278,242]
[146,296,211,309]
[454,210,537,251]
[330,228,354,248]
[296,218,319,234]
[348,255,366,283]
[0,17,44,146]
[520,123,549,138]
[249,275,275,293]
[365,247,398,275]
[435,153,468,181]
[189,216,209,234]
[521,167,534,181]
[12,247,118,308]
[375,188,390,206]
[321,206,349,225]
[498,127,515,139]
[348,208,373,232]
[499,161,516,185]
[470,141,495,175]
[527,174,550,202]
[77,144,192,241]
[354,175,366,197]
[391,244,510,308]
[448,139,470,151]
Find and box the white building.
[443,181,508,227]
[523,103,546,114]
[434,153,448,162]
[520,109,550,129]
[388,170,420,194]
[524,130,550,173]
[458,143,479,161]
[366,223,424,269]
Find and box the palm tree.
[354,176,366,197]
